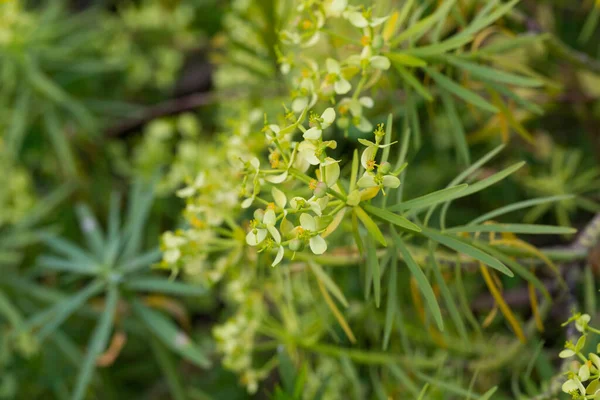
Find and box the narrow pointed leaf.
[390,184,468,212]
[426,68,498,113]
[392,229,444,331]
[363,204,421,233]
[354,207,387,246]
[72,284,119,400]
[132,300,211,368]
[421,228,513,277]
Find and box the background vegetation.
[1,0,600,399]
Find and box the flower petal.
[292,97,309,113]
[263,209,276,225]
[272,187,287,209]
[268,225,281,243]
[164,248,181,264]
[357,172,377,188]
[300,213,317,231]
[580,364,591,381]
[347,11,368,28]
[326,58,340,74]
[359,96,374,108]
[325,160,340,187]
[272,246,284,267]
[361,146,377,169]
[309,235,327,254]
[303,127,322,140]
[266,171,288,183]
[382,175,401,188]
[321,107,336,126]
[334,78,352,94]
[241,197,254,209]
[562,379,579,394]
[370,56,391,70]
[559,349,575,358]
[246,229,267,246]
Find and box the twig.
[545,35,600,75]
[106,92,216,138]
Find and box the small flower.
[303,108,336,140]
[325,58,351,95]
[576,314,592,332]
[299,213,327,254]
[562,375,586,397]
[343,8,388,28]
[338,97,374,132]
[298,140,337,166]
[176,172,205,198]
[357,170,400,190]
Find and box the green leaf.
[7,88,30,154]
[149,337,186,400]
[392,229,444,331]
[354,207,387,246]
[428,246,468,342]
[309,263,349,308]
[278,347,296,394]
[119,248,161,274]
[382,255,397,350]
[390,184,468,212]
[417,384,430,400]
[440,89,470,164]
[468,195,573,225]
[472,241,551,301]
[35,280,105,341]
[363,204,421,233]
[132,300,211,368]
[37,256,99,275]
[125,277,208,297]
[415,371,477,398]
[366,236,381,308]
[349,149,359,193]
[421,228,513,277]
[393,64,433,101]
[480,386,498,400]
[44,108,78,177]
[387,52,427,67]
[391,0,456,46]
[75,204,105,258]
[426,68,498,113]
[445,224,576,235]
[439,161,526,228]
[43,235,95,264]
[72,284,119,400]
[445,55,542,87]
[404,35,473,57]
[479,33,548,55]
[0,290,23,327]
[486,81,544,115]
[457,0,519,39]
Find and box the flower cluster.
[560,313,600,398]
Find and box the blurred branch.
[545,35,600,75]
[106,92,216,138]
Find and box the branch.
[106,92,216,138]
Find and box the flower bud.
[289,238,304,252]
[379,161,391,174]
[336,116,349,129]
[313,181,328,198]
